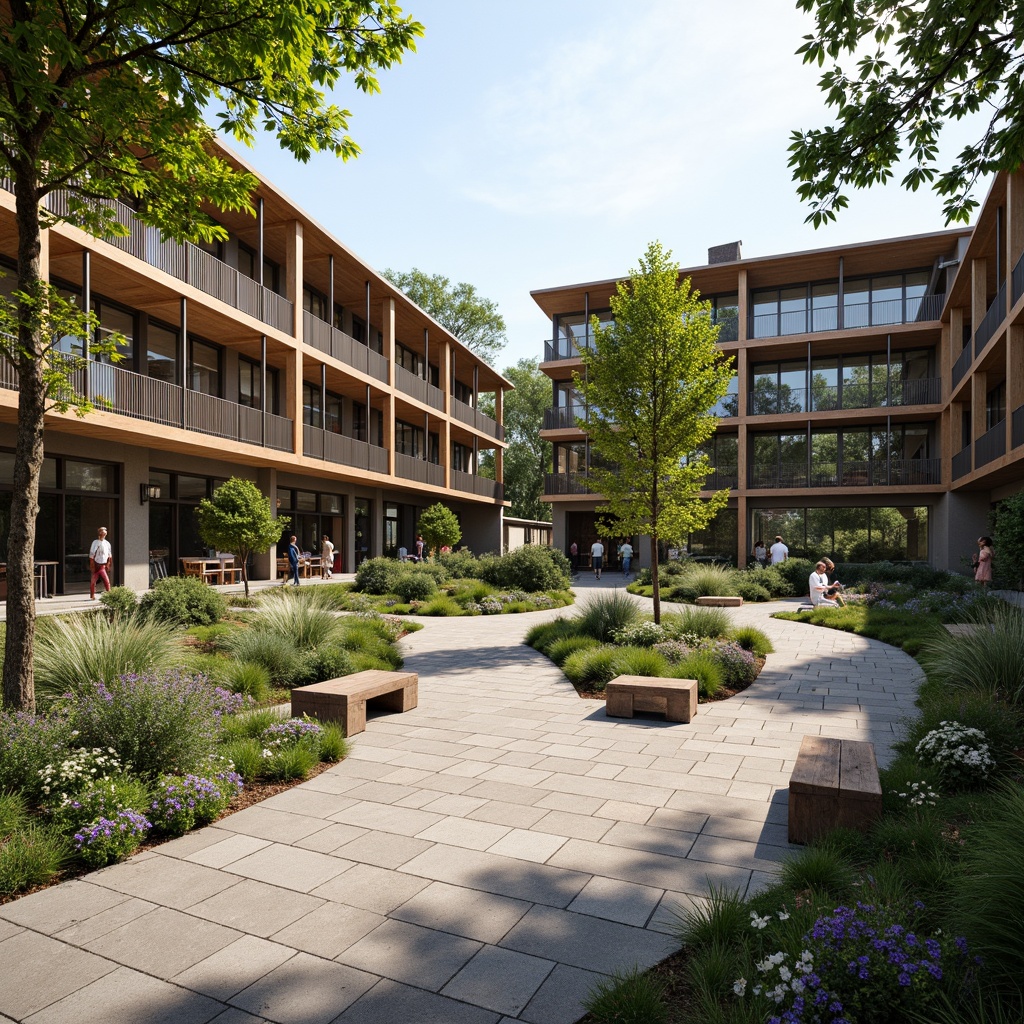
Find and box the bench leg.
[375,683,418,715]
[344,699,367,737]
[665,689,697,723]
[606,691,634,718]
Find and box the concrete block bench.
[606,675,698,724]
[788,735,882,845]
[695,596,743,607]
[291,670,418,737]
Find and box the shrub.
[902,690,1022,765]
[99,586,139,618]
[672,650,726,698]
[0,711,75,802]
[64,671,231,777]
[525,618,582,653]
[547,635,601,666]
[74,809,151,867]
[0,816,70,897]
[148,772,243,836]
[731,625,774,658]
[914,721,995,787]
[613,646,669,677]
[576,591,642,642]
[436,548,481,578]
[224,629,301,685]
[221,661,272,702]
[254,591,341,650]
[773,556,817,591]
[673,563,740,600]
[480,545,571,591]
[610,621,667,647]
[583,967,668,1024]
[562,647,620,689]
[220,738,264,781]
[393,571,437,602]
[652,640,691,664]
[47,773,154,835]
[292,645,354,687]
[742,563,794,597]
[262,740,321,781]
[318,723,348,762]
[734,579,771,602]
[140,575,227,626]
[37,745,126,804]
[664,605,730,640]
[34,614,181,698]
[410,562,449,584]
[417,595,463,616]
[919,604,1024,707]
[711,640,758,686]
[354,556,403,595]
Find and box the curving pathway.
[0,583,924,1024]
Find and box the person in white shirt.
[809,561,839,607]
[590,540,605,580]
[769,536,789,564]
[320,534,335,579]
[619,541,634,578]
[89,526,112,600]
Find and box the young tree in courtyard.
[576,241,734,623]
[0,0,422,711]
[790,0,1024,225]
[195,478,289,599]
[417,503,461,556]
[382,268,507,365]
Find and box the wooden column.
[285,221,304,454]
[494,386,504,486]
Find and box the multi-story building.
[0,144,509,595]
[533,169,1024,572]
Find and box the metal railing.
[451,397,504,440]
[748,388,807,415]
[302,312,389,383]
[394,451,445,487]
[395,364,445,410]
[974,282,1006,359]
[544,472,595,495]
[952,343,972,386]
[1014,404,1024,450]
[1014,249,1024,306]
[543,337,594,362]
[975,421,1007,468]
[747,458,940,489]
[750,293,945,339]
[303,425,388,472]
[952,445,972,480]
[543,405,587,429]
[703,466,738,489]
[451,469,502,499]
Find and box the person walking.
[89,526,112,600]
[320,534,335,579]
[752,538,767,567]
[415,534,425,562]
[770,535,789,564]
[590,538,605,580]
[569,541,578,575]
[287,535,301,586]
[619,540,634,579]
[974,536,993,586]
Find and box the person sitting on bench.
[809,561,840,607]
[821,557,846,606]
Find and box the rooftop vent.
[708,241,742,265]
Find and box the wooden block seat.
[695,596,743,607]
[605,675,698,723]
[788,735,882,845]
[291,670,418,737]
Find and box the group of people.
[750,535,790,567]
[568,539,634,580]
[752,534,845,607]
[282,533,337,587]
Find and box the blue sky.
[235,0,983,371]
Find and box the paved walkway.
[0,584,925,1024]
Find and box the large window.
[239,358,279,414]
[843,271,929,328]
[95,300,135,366]
[711,295,739,342]
[751,362,807,415]
[395,420,424,458]
[302,382,322,429]
[188,338,220,396]
[147,322,178,384]
[751,506,929,562]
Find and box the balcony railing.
[394,365,445,411]
[451,397,504,440]
[394,451,445,488]
[952,343,973,387]
[703,466,738,489]
[748,377,942,416]
[975,421,1007,468]
[974,282,1007,359]
[543,405,587,430]
[543,337,594,362]
[952,445,972,480]
[303,425,388,473]
[302,311,389,383]
[1014,249,1024,306]
[1014,404,1024,450]
[750,293,945,339]
[27,186,297,334]
[748,458,940,489]
[544,472,596,495]
[451,469,502,500]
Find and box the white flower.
[769,952,786,966]
[733,978,746,996]
[777,910,790,921]
[778,966,792,982]
[750,912,771,930]
[791,978,806,993]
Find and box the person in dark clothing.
[287,535,301,586]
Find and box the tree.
[992,490,1024,589]
[0,0,422,711]
[382,268,507,364]
[195,478,289,598]
[576,241,734,623]
[789,0,1024,226]
[498,359,550,521]
[417,503,461,556]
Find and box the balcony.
[0,355,295,451]
[451,397,504,441]
[544,472,595,495]
[543,406,587,430]
[303,426,388,473]
[394,364,446,411]
[543,338,593,363]
[975,421,1007,468]
[704,466,738,489]
[394,451,445,488]
[973,282,1007,359]
[750,293,945,339]
[952,343,972,386]
[952,445,972,480]
[748,458,940,489]
[451,469,503,500]
[748,377,941,415]
[1014,404,1024,450]
[1014,249,1024,306]
[302,312,388,383]
[21,186,296,334]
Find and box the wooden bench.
[695,596,743,607]
[605,675,698,723]
[291,670,418,737]
[788,735,882,845]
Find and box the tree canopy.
[382,268,507,364]
[789,0,1024,225]
[576,241,734,622]
[417,503,461,555]
[195,478,289,598]
[0,0,421,711]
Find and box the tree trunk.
[650,534,661,625]
[241,553,250,599]
[2,169,46,711]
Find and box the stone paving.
[0,581,925,1024]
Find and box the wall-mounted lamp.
[140,483,162,505]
